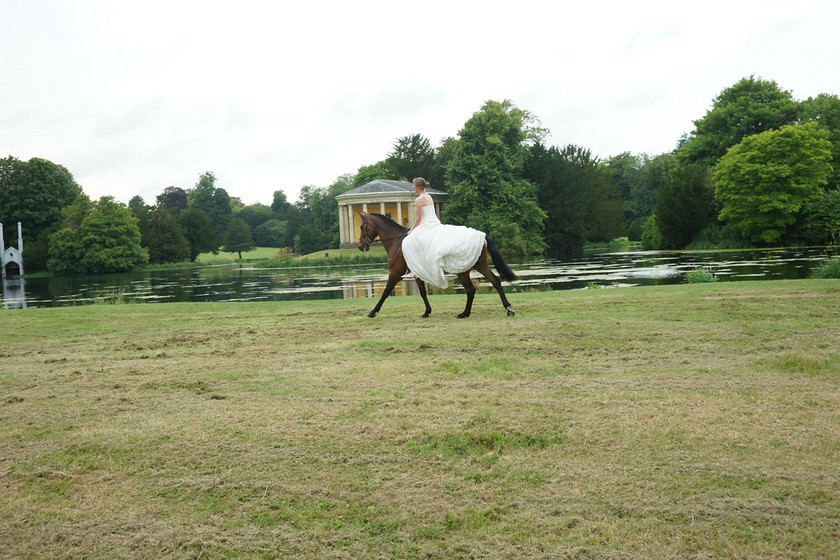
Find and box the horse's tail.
[485,236,518,282]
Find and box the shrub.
[686,267,719,283]
[686,223,752,250]
[641,215,664,250]
[810,257,840,279]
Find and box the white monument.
[1,222,25,278]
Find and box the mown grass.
[1,281,839,559]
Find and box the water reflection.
[3,246,838,308]
[2,278,26,309]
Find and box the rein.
[376,233,409,242]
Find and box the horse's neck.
[373,217,406,248]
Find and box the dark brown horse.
[358,212,517,318]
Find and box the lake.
[3,246,838,309]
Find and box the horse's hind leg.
[416,279,432,318]
[457,273,476,318]
[477,262,515,316]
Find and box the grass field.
[1,281,839,559]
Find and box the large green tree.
[178,208,218,261]
[187,172,232,239]
[444,100,546,257]
[47,196,148,275]
[679,76,800,167]
[525,143,621,255]
[0,156,85,271]
[800,93,840,190]
[654,164,716,249]
[144,206,190,264]
[386,134,436,182]
[714,122,833,244]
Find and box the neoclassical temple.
[335,179,448,248]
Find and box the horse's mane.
[368,213,408,231]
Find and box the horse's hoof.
[367,311,377,318]
[421,313,430,318]
[457,313,470,319]
[506,308,515,317]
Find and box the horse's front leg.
[367,272,402,318]
[415,278,432,318]
[457,273,476,318]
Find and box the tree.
[128,195,147,217]
[47,197,148,275]
[178,208,218,261]
[0,156,85,271]
[294,225,331,255]
[386,134,436,181]
[429,136,458,191]
[294,175,354,250]
[253,219,289,247]
[603,152,676,226]
[525,143,620,255]
[144,206,190,264]
[237,203,274,232]
[352,161,391,188]
[800,93,840,190]
[223,217,255,259]
[444,100,546,257]
[678,76,800,167]
[187,171,232,239]
[802,189,840,244]
[156,186,188,214]
[714,122,833,244]
[271,190,293,219]
[603,152,642,223]
[654,164,716,249]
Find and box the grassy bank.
[144,247,387,272]
[1,281,838,559]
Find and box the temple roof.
[335,179,447,199]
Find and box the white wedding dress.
[402,204,486,289]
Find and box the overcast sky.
[3,0,839,207]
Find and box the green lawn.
[195,246,285,263]
[1,281,838,559]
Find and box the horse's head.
[358,213,378,252]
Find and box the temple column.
[338,204,346,244]
[347,205,356,244]
[408,203,416,227]
[346,204,355,244]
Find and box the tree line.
[1,75,838,276]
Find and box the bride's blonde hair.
[413,177,430,190]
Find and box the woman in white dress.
[401,177,487,289]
